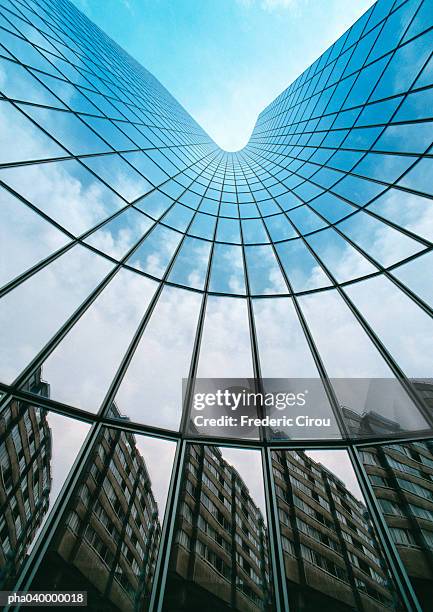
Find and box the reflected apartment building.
[31,404,161,612]
[272,450,398,612]
[0,369,51,589]
[361,440,433,610]
[164,444,272,612]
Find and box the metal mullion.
[149,439,186,612]
[261,447,290,611]
[234,156,269,444]
[233,153,265,391]
[178,154,228,435]
[348,445,422,612]
[239,154,349,440]
[93,152,225,422]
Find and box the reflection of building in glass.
[0,369,51,588]
[273,450,397,612]
[165,445,272,611]
[32,405,161,612]
[361,441,433,610]
[0,0,432,608]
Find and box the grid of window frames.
[0,0,432,609]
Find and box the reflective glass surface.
[0,0,432,609]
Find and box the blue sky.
[72,0,376,151]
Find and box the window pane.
[126,225,182,279]
[0,246,113,383]
[245,245,287,295]
[29,269,158,412]
[361,439,433,611]
[0,187,69,287]
[114,286,202,429]
[391,252,433,308]
[0,395,90,590]
[253,298,338,439]
[0,159,125,236]
[85,209,153,260]
[306,228,377,283]
[276,239,331,292]
[274,449,402,611]
[29,426,175,612]
[345,276,433,378]
[163,445,274,611]
[168,237,211,290]
[209,244,246,295]
[0,100,64,164]
[196,296,253,379]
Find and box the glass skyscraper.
[0,0,432,609]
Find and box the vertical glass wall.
[0,0,432,609]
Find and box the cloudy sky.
[72,0,376,151]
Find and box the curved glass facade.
[0,0,432,609]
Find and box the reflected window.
[164,445,274,611]
[29,422,175,612]
[273,449,402,611]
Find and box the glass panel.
[361,439,433,611]
[84,209,153,260]
[162,203,195,232]
[253,298,317,378]
[299,289,427,433]
[82,154,152,202]
[337,212,424,267]
[196,296,253,379]
[374,122,433,155]
[168,237,211,290]
[344,276,433,378]
[114,286,202,429]
[264,214,298,241]
[253,298,338,439]
[188,213,216,240]
[287,207,327,234]
[163,444,274,611]
[354,152,413,183]
[391,252,433,308]
[367,188,433,243]
[276,240,331,292]
[242,219,269,244]
[23,105,111,155]
[398,158,433,197]
[134,190,174,220]
[0,393,90,590]
[0,57,65,107]
[308,192,354,224]
[216,217,241,243]
[0,159,125,236]
[0,246,113,383]
[0,100,64,163]
[126,225,182,279]
[298,288,388,378]
[306,228,377,283]
[0,187,70,287]
[274,449,402,611]
[30,269,158,412]
[245,245,287,295]
[29,426,176,612]
[209,244,246,295]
